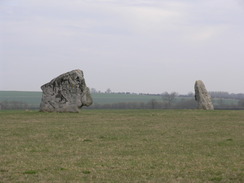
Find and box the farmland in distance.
[0,91,241,110]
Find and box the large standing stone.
[194,80,214,110]
[40,69,93,112]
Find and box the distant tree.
[187,92,194,97]
[105,88,112,94]
[162,92,178,108]
[90,88,97,93]
[209,91,230,99]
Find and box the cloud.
[235,0,244,8]
[123,7,182,34]
[1,0,244,93]
[182,25,227,43]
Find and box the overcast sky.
[1,0,244,94]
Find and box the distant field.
[0,91,42,107]
[0,91,240,109]
[0,110,243,182]
[91,93,163,104]
[0,91,166,107]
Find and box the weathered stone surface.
[40,69,93,112]
[194,80,214,110]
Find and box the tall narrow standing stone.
[194,80,214,110]
[40,69,93,112]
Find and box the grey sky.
[1,0,244,94]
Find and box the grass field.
[0,110,243,182]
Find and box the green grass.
[0,110,243,182]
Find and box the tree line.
[1,91,244,110]
[89,91,244,110]
[89,99,197,109]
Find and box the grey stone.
[40,69,93,112]
[194,80,214,110]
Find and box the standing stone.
[40,69,93,112]
[194,80,214,110]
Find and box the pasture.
[0,110,243,182]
